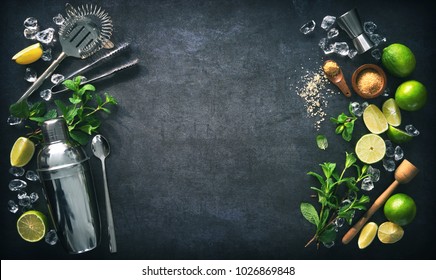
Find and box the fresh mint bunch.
[330,103,358,141]
[300,152,370,248]
[9,76,117,145]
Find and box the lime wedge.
[16,210,48,242]
[355,133,386,164]
[382,98,402,126]
[358,222,378,249]
[386,125,413,144]
[363,104,388,134]
[10,137,35,167]
[377,221,404,244]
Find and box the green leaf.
[65,107,79,123]
[320,162,336,179]
[54,100,68,116]
[29,102,47,117]
[342,128,352,141]
[330,117,339,124]
[307,171,326,188]
[104,93,118,105]
[316,134,328,150]
[95,94,103,106]
[63,79,77,91]
[335,125,344,134]
[9,101,30,119]
[345,152,357,169]
[69,96,82,104]
[69,130,90,145]
[78,124,96,135]
[337,113,348,123]
[79,84,95,94]
[300,203,319,226]
[100,107,111,114]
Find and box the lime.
[12,42,43,65]
[377,221,404,244]
[381,43,416,78]
[382,98,401,127]
[16,210,48,242]
[362,104,388,134]
[384,193,416,226]
[10,137,35,167]
[386,125,413,144]
[358,222,378,249]
[355,134,386,164]
[395,80,427,111]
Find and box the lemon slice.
[17,210,48,242]
[12,42,43,65]
[10,137,35,167]
[377,221,404,244]
[355,134,386,164]
[363,104,388,134]
[358,222,378,249]
[386,125,413,144]
[382,98,402,126]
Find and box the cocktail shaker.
[337,8,374,54]
[37,118,100,254]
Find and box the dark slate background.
[1,0,435,260]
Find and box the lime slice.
[386,125,413,144]
[16,210,48,242]
[363,104,388,134]
[358,222,378,249]
[382,98,402,126]
[355,134,386,164]
[377,221,404,244]
[12,42,43,65]
[10,137,35,167]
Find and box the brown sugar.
[357,69,383,95]
[323,61,340,76]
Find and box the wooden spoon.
[323,60,352,97]
[342,159,419,245]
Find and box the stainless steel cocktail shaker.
[37,118,100,254]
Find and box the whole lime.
[395,80,427,111]
[384,193,416,226]
[382,43,416,78]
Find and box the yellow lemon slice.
[355,133,386,164]
[358,222,378,249]
[377,221,404,244]
[17,210,48,242]
[363,104,388,134]
[10,137,35,167]
[12,42,43,65]
[382,98,402,127]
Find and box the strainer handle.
[17,52,68,103]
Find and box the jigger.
[342,159,419,244]
[337,8,374,54]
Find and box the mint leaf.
[29,102,46,117]
[300,203,319,226]
[320,162,336,179]
[345,152,357,169]
[9,101,30,119]
[69,130,90,145]
[316,134,328,150]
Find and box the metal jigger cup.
[337,8,374,54]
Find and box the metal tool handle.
[17,52,68,103]
[101,158,117,253]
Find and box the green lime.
[17,210,48,242]
[395,80,427,111]
[381,43,416,78]
[386,125,413,144]
[384,193,416,226]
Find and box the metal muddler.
[337,8,374,54]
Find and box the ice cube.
[25,170,40,181]
[385,145,395,158]
[385,139,393,148]
[371,48,381,60]
[334,217,345,228]
[361,177,374,191]
[350,102,363,117]
[36,28,55,44]
[382,87,390,97]
[40,89,52,101]
[24,28,38,40]
[327,28,339,39]
[9,166,25,177]
[17,191,28,200]
[361,102,369,111]
[18,196,31,207]
[51,74,65,85]
[9,179,27,191]
[7,115,23,126]
[53,14,65,25]
[321,15,336,30]
[8,200,19,214]
[300,20,316,35]
[45,229,58,245]
[334,42,349,56]
[394,146,404,161]
[405,124,420,136]
[29,192,39,203]
[323,241,335,248]
[23,17,39,30]
[24,68,37,82]
[348,48,358,59]
[367,166,380,182]
[318,38,334,54]
[369,33,386,46]
[42,48,52,61]
[383,158,396,172]
[363,21,377,34]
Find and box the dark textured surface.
[1,0,435,260]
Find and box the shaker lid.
[42,117,70,143]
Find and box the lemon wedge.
[12,42,43,65]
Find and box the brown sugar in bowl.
[351,64,387,99]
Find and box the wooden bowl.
[351,64,387,99]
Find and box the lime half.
[355,134,386,164]
[382,98,402,127]
[17,210,48,242]
[378,221,404,244]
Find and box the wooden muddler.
[342,159,419,245]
